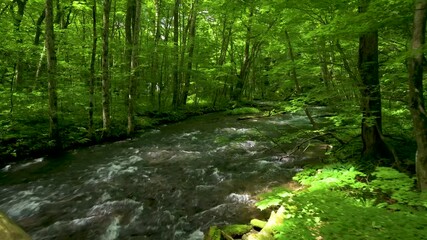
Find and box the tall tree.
[358,0,388,162]
[88,0,97,139]
[172,0,181,108]
[45,0,60,147]
[150,0,162,108]
[125,0,141,135]
[408,0,427,190]
[10,0,28,87]
[182,0,198,105]
[232,5,254,101]
[102,0,112,136]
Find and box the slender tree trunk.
[34,8,46,85]
[218,16,231,66]
[34,9,45,45]
[151,0,162,108]
[159,12,171,110]
[285,30,317,128]
[11,0,28,87]
[10,65,15,114]
[408,0,427,191]
[179,6,190,93]
[318,38,332,90]
[172,0,181,108]
[358,0,388,162]
[125,0,141,135]
[220,21,232,99]
[88,0,97,139]
[45,0,60,147]
[233,6,253,101]
[35,45,46,83]
[182,0,197,105]
[102,0,112,136]
[284,30,300,92]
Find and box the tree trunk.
[158,11,171,111]
[88,0,97,139]
[408,0,427,191]
[182,0,198,105]
[172,0,181,108]
[11,0,28,87]
[284,30,300,92]
[219,21,233,100]
[285,30,317,128]
[232,6,253,101]
[34,9,45,45]
[102,0,112,137]
[45,0,60,147]
[150,0,162,108]
[34,9,46,84]
[125,0,141,135]
[218,16,231,66]
[358,0,388,162]
[318,38,332,90]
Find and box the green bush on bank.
[226,107,261,115]
[256,164,427,240]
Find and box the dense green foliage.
[256,164,427,239]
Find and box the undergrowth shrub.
[226,107,260,115]
[256,164,427,240]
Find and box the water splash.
[226,193,255,204]
[100,217,121,240]
[186,228,204,240]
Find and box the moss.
[226,107,261,115]
[222,224,252,236]
[204,226,221,240]
[250,219,267,229]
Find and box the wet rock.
[0,211,31,240]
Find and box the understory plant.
[256,164,427,240]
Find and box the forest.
[1,0,427,239]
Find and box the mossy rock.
[250,219,267,229]
[222,224,252,236]
[0,212,31,240]
[204,226,221,240]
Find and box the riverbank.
[204,163,427,240]
[0,104,229,168]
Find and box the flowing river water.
[0,111,327,240]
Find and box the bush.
[255,164,427,240]
[226,107,261,115]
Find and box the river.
[0,111,325,239]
